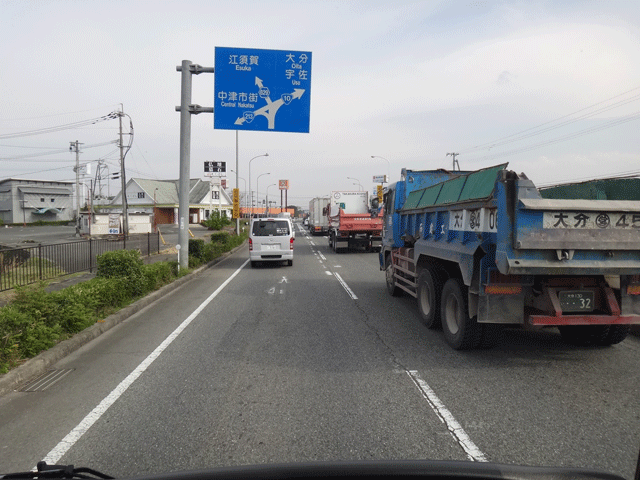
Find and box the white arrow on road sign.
[235,80,305,129]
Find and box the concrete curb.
[0,241,247,397]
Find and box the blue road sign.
[214,47,312,133]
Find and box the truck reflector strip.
[627,285,640,295]
[485,285,522,295]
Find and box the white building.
[0,178,74,224]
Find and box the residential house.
[107,178,233,225]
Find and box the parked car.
[249,217,294,267]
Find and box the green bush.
[143,262,173,291]
[202,242,225,262]
[189,239,206,260]
[0,306,30,373]
[12,285,62,327]
[96,250,145,296]
[69,277,133,312]
[167,260,179,276]
[201,211,232,230]
[97,250,144,279]
[188,254,203,269]
[210,231,230,244]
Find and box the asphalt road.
[1,222,639,478]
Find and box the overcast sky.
[1,0,639,207]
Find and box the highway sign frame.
[214,47,312,133]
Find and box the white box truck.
[308,197,330,235]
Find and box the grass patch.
[0,257,65,291]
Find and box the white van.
[249,217,294,267]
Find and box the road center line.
[333,272,358,300]
[406,370,487,462]
[39,259,250,467]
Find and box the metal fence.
[0,232,162,292]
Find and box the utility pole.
[118,111,129,235]
[175,61,215,270]
[446,152,460,171]
[70,140,83,236]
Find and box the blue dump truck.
[380,163,640,350]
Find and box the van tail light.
[290,237,294,250]
[249,238,253,251]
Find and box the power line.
[468,85,640,153]
[469,111,640,163]
[0,144,65,149]
[0,112,119,140]
[0,104,123,123]
[0,140,119,161]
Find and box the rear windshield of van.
[252,220,290,236]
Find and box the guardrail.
[0,232,161,292]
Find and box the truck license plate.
[558,290,594,312]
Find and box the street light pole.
[256,172,271,217]
[248,153,269,218]
[347,176,363,191]
[265,183,276,216]
[371,155,391,183]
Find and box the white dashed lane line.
[305,231,357,300]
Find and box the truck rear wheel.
[600,325,630,345]
[385,255,401,297]
[417,267,441,329]
[441,278,481,350]
[560,324,630,346]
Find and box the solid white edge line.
[333,272,358,300]
[39,258,250,467]
[406,370,487,462]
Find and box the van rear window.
[252,220,290,236]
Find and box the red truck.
[325,190,382,253]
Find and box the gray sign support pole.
[236,131,239,235]
[176,60,214,271]
[177,60,192,271]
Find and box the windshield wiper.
[0,462,113,480]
